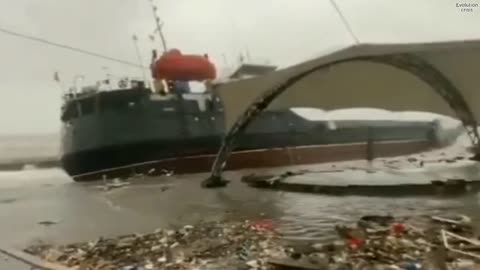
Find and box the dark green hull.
[60,88,438,181]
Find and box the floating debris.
[407,157,418,163]
[242,171,303,187]
[268,214,480,270]
[25,220,283,270]
[109,178,129,188]
[24,214,480,269]
[146,168,174,176]
[160,185,171,192]
[128,173,146,180]
[96,178,131,192]
[37,220,61,227]
[162,169,174,177]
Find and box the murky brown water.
[0,164,479,250]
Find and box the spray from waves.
[0,133,60,172]
[0,158,60,172]
[0,167,70,189]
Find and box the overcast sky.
[0,0,478,135]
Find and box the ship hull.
[60,88,440,182]
[64,139,433,182]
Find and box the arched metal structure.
[202,53,480,187]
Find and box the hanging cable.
[0,25,147,69]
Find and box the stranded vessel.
[60,56,439,181]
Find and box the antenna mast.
[132,34,149,83]
[148,0,168,52]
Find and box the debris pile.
[24,219,283,270]
[23,214,480,270]
[270,214,480,270]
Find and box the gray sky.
[0,0,478,134]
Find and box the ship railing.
[62,77,149,101]
[91,76,146,92]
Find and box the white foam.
[290,107,460,126]
[0,168,69,189]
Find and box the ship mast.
[148,0,168,53]
[132,34,149,83]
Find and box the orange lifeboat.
[152,49,216,81]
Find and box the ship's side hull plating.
[60,89,438,181]
[64,139,433,182]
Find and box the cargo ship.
[59,7,442,181]
[60,53,441,181]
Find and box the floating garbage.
[267,214,480,270]
[24,220,283,270]
[37,220,61,227]
[96,177,131,192]
[23,214,480,270]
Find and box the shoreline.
[12,213,480,270]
